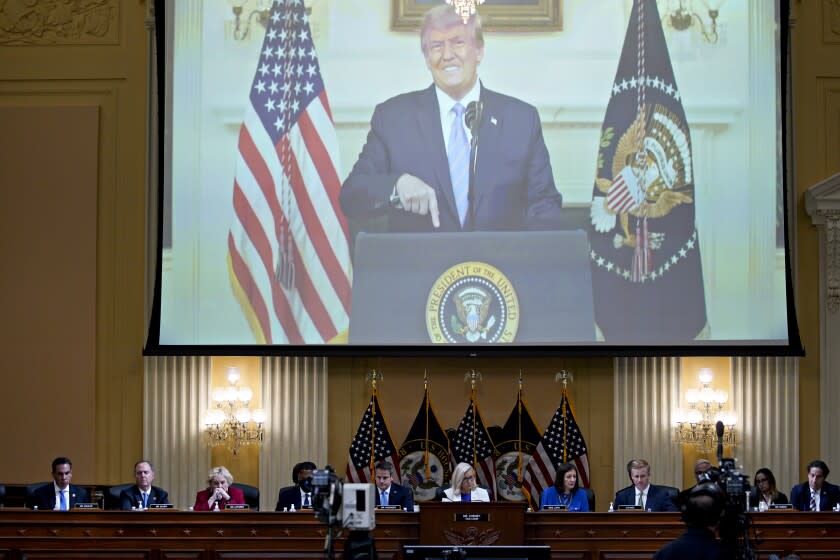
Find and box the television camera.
[305,465,377,560]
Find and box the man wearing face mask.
[340,4,563,233]
[276,461,317,511]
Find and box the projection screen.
[145,0,802,356]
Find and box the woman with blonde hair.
[442,462,490,502]
[193,466,246,511]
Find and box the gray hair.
[207,466,233,486]
[420,3,484,54]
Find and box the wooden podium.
[419,502,527,545]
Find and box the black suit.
[375,482,414,511]
[790,481,840,511]
[276,485,311,511]
[614,484,678,512]
[119,485,169,510]
[654,527,729,560]
[31,483,90,510]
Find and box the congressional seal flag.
[451,389,498,500]
[522,388,590,511]
[494,382,542,502]
[588,0,707,343]
[345,389,401,484]
[228,0,352,344]
[398,381,452,502]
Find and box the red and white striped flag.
[345,391,401,484]
[606,166,644,214]
[228,0,351,344]
[521,389,590,510]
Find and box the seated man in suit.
[31,456,90,510]
[275,461,317,511]
[614,459,678,512]
[790,459,840,511]
[119,460,169,510]
[374,460,414,511]
[340,3,563,233]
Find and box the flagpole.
[465,369,481,469]
[555,370,573,464]
[423,370,431,480]
[366,369,383,476]
[517,371,524,481]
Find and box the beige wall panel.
[0,105,98,483]
[328,356,614,509]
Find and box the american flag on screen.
[345,392,401,484]
[227,0,351,344]
[522,389,590,510]
[451,395,498,500]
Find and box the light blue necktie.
[59,489,67,511]
[447,103,470,227]
[143,492,148,508]
[381,490,388,506]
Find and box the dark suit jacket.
[31,483,90,510]
[193,486,245,511]
[340,83,563,233]
[119,485,169,510]
[375,482,414,511]
[654,527,729,560]
[614,484,678,512]
[275,485,310,511]
[790,481,840,511]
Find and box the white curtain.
[613,357,682,492]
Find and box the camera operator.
[655,482,729,560]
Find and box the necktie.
[381,490,388,506]
[810,490,817,511]
[143,492,148,508]
[303,493,311,508]
[447,103,470,227]
[59,490,67,511]
[637,491,645,509]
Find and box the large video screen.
[146,0,801,355]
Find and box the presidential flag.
[494,389,542,502]
[398,388,451,502]
[588,0,706,343]
[228,0,352,344]
[522,389,590,511]
[451,395,497,500]
[345,391,401,483]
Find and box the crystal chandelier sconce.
[673,368,737,452]
[203,367,266,455]
[446,0,486,23]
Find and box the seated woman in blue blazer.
[541,462,589,511]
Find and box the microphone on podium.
[464,100,483,227]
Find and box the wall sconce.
[673,368,737,451]
[228,0,271,41]
[664,0,723,44]
[203,367,266,455]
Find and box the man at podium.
[340,4,563,234]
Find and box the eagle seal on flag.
[587,0,707,343]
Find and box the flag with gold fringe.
[345,390,401,483]
[494,386,542,502]
[398,385,451,502]
[451,391,498,500]
[521,388,590,510]
[588,0,707,343]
